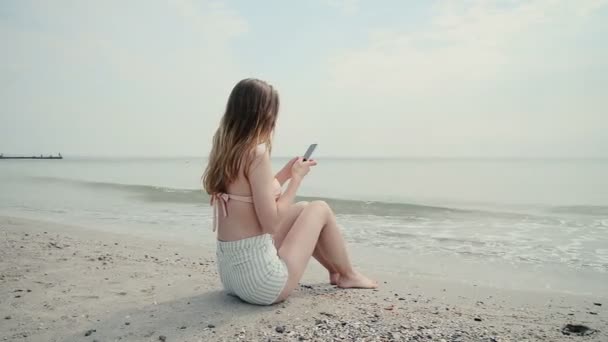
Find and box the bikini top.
[210,179,282,232]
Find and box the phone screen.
[303,144,317,161]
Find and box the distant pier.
[0,153,63,160]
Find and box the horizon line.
[5,154,607,160]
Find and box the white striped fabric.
[216,234,288,305]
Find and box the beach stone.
[180,326,186,329]
[275,326,285,333]
[125,322,130,325]
[84,329,96,336]
[207,324,215,328]
[561,324,595,336]
[158,335,167,341]
[593,302,602,306]
[4,316,11,320]
[474,317,482,322]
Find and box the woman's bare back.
[215,155,282,242]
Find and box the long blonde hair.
[203,78,279,194]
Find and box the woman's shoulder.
[253,142,268,157]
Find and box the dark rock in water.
[84,329,96,336]
[562,324,595,336]
[593,302,602,306]
[158,335,167,341]
[275,326,285,333]
[474,317,482,322]
[207,324,215,329]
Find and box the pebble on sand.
[84,329,96,336]
[562,324,596,336]
[474,318,482,322]
[158,335,167,341]
[275,326,285,333]
[207,324,215,329]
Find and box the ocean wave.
[31,176,608,219]
[549,205,608,216]
[32,176,465,217]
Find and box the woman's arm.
[274,157,297,186]
[249,149,314,234]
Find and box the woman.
[203,78,377,306]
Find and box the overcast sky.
[1,0,607,158]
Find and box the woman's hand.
[291,157,317,180]
[275,157,298,185]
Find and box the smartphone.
[303,143,317,161]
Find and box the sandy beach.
[1,215,606,341]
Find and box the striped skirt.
[216,234,288,305]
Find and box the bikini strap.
[210,193,254,232]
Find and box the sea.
[1,157,607,297]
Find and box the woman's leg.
[273,202,339,283]
[275,201,377,302]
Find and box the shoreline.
[1,215,606,341]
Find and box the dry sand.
[1,215,606,341]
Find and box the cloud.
[328,0,607,96]
[311,0,608,157]
[324,0,359,15]
[0,0,249,156]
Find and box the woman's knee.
[295,201,309,209]
[308,200,331,216]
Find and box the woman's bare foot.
[337,271,378,289]
[330,272,340,285]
